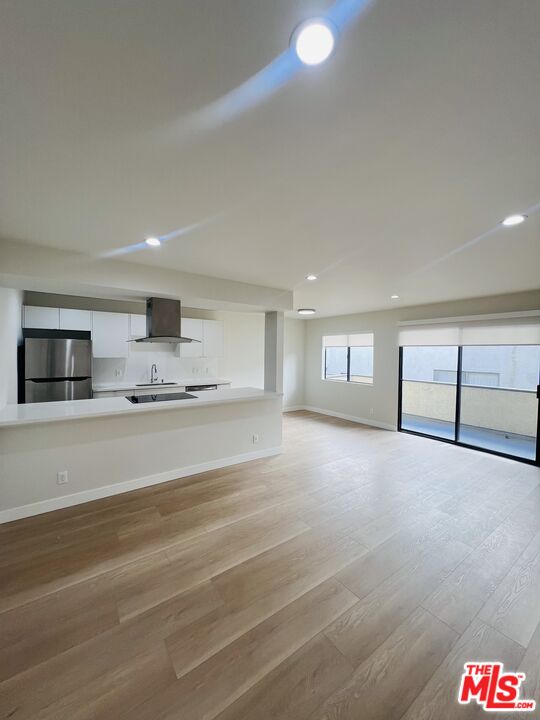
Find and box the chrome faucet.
[150,363,158,384]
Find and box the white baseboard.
[282,405,305,413]
[285,405,396,432]
[0,446,283,524]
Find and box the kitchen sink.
[135,382,177,387]
[126,392,196,404]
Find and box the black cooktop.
[126,391,197,404]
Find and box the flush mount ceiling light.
[292,19,337,66]
[391,294,399,299]
[297,308,316,315]
[501,214,527,227]
[306,274,318,281]
[145,236,161,247]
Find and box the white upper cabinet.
[25,306,91,331]
[59,308,92,331]
[179,319,224,358]
[23,306,60,330]
[23,307,224,359]
[129,314,147,339]
[180,318,204,358]
[203,319,224,358]
[92,312,129,358]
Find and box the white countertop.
[0,387,282,428]
[93,377,231,392]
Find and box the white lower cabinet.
[93,386,186,398]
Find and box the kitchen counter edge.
[0,388,283,428]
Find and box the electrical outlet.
[252,433,260,444]
[57,470,69,485]
[369,407,374,416]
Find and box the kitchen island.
[0,387,282,522]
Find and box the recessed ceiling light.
[306,274,318,281]
[292,19,337,66]
[145,236,161,247]
[501,214,527,227]
[297,308,316,315]
[391,294,399,299]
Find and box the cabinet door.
[180,318,204,358]
[130,314,147,339]
[23,306,60,329]
[59,308,92,331]
[129,385,185,397]
[203,320,224,357]
[92,312,129,358]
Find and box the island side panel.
[0,397,282,522]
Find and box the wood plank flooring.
[1,410,539,720]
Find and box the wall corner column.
[264,311,284,393]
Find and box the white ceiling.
[1,0,539,317]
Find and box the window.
[399,341,540,462]
[433,369,457,384]
[323,333,374,384]
[463,371,500,387]
[433,369,500,386]
[324,346,348,381]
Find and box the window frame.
[322,333,374,386]
[398,344,540,467]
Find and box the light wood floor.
[1,410,539,720]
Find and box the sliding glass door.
[399,343,540,465]
[400,346,458,440]
[458,345,540,461]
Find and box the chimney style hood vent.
[134,297,199,344]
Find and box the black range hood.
[133,297,199,344]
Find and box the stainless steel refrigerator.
[22,330,93,403]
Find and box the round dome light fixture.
[501,214,527,227]
[297,308,316,315]
[306,274,318,281]
[145,236,161,247]
[292,19,337,66]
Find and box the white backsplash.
[93,343,220,386]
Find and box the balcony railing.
[401,380,537,437]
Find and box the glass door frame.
[397,346,540,467]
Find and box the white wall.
[304,290,540,430]
[0,397,283,521]
[283,318,305,409]
[93,342,222,387]
[215,311,265,388]
[0,288,22,408]
[304,309,398,428]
